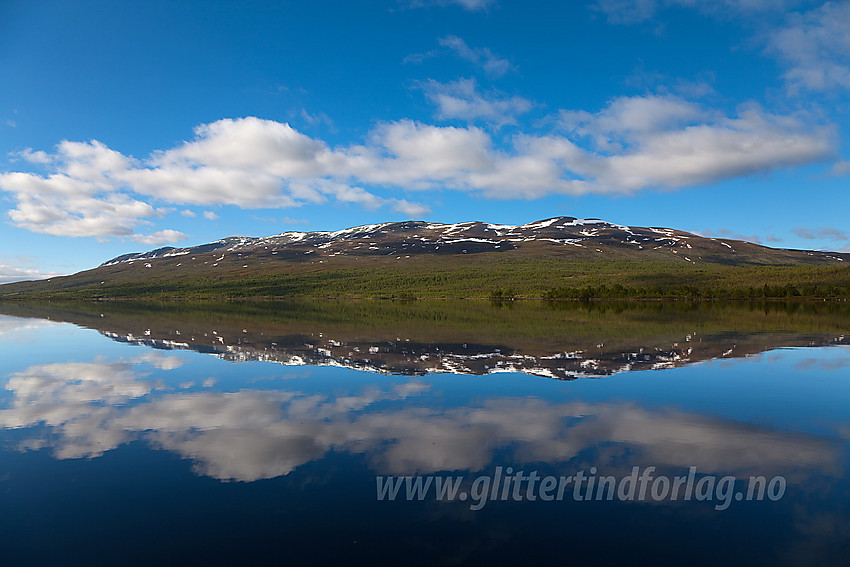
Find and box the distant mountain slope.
[1,217,849,300]
[99,217,848,268]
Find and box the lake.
[0,300,848,565]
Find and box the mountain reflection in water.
[1,299,848,379]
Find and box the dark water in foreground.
[0,300,848,566]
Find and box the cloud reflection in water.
[0,356,840,482]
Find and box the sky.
[1,0,849,281]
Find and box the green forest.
[2,257,849,301]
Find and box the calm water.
[0,300,849,566]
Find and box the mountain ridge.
[2,216,849,300]
[99,216,848,268]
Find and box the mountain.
[1,217,849,300]
[99,217,847,267]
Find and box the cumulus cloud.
[165,103,827,197]
[14,148,52,164]
[560,94,705,151]
[0,102,833,236]
[437,35,515,77]
[767,2,850,93]
[0,119,433,239]
[558,95,834,192]
[7,192,156,238]
[0,141,180,242]
[420,78,532,125]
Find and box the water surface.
[0,300,848,565]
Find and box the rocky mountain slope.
[1,217,848,299]
[101,216,848,268]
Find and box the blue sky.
[1,0,849,281]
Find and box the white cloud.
[0,104,833,235]
[557,96,834,192]
[392,199,432,217]
[202,211,219,220]
[437,35,515,77]
[131,229,189,246]
[767,1,850,93]
[0,259,62,284]
[420,78,532,125]
[127,166,294,208]
[131,118,435,215]
[560,94,706,151]
[0,120,434,239]
[152,118,327,178]
[16,148,52,164]
[346,120,582,200]
[0,140,168,241]
[7,191,157,238]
